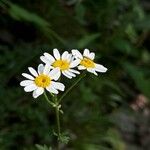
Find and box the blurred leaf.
[135,15,150,30]
[83,143,111,150]
[75,2,86,25]
[113,39,137,56]
[102,81,125,97]
[141,50,150,63]
[133,4,145,20]
[103,128,125,150]
[35,144,52,150]
[123,62,150,99]
[125,24,137,42]
[1,1,66,45]
[80,82,97,102]
[78,33,100,48]
[7,3,50,28]
[59,133,70,144]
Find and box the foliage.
[36,144,52,150]
[0,0,150,149]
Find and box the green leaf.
[8,3,49,28]
[125,24,138,42]
[113,39,137,56]
[59,134,70,144]
[35,144,52,150]
[75,3,86,25]
[78,33,100,48]
[135,15,150,30]
[103,128,125,150]
[2,1,66,45]
[123,62,150,99]
[83,143,111,150]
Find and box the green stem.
[58,72,86,103]
[44,91,55,107]
[54,96,61,150]
[43,72,86,149]
[44,92,61,149]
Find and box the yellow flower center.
[34,74,51,88]
[52,60,70,71]
[80,57,95,68]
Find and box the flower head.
[20,64,65,98]
[72,49,107,75]
[40,49,80,79]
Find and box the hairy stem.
[44,92,61,150]
[54,96,61,150]
[44,91,55,107]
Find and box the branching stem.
[58,72,86,103]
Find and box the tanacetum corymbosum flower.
[40,48,80,79]
[72,49,107,75]
[20,64,65,98]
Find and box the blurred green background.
[0,0,150,149]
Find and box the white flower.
[40,49,80,79]
[72,49,107,75]
[20,64,65,98]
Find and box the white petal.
[46,85,58,94]
[78,65,86,70]
[62,51,69,60]
[51,81,65,91]
[28,67,38,77]
[62,71,72,79]
[20,80,34,86]
[33,90,38,98]
[83,49,90,57]
[95,64,107,73]
[72,49,83,59]
[43,64,51,75]
[44,52,55,62]
[40,56,50,64]
[66,54,72,61]
[64,70,76,77]
[94,71,98,76]
[22,73,34,80]
[53,48,60,60]
[36,87,44,95]
[87,68,98,75]
[89,52,95,60]
[24,84,37,92]
[38,64,44,74]
[32,88,44,98]
[49,68,61,80]
[33,90,39,98]
[70,59,80,68]
[69,69,80,74]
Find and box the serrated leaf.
[59,134,70,144]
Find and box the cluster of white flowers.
[20,49,107,98]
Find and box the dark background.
[0,0,150,149]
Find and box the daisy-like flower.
[72,49,107,75]
[20,64,65,98]
[40,49,80,79]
